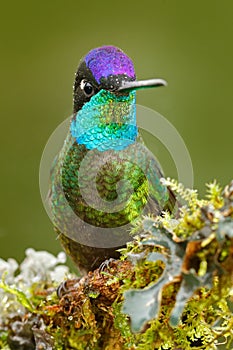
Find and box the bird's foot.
[56,278,82,298]
[98,258,116,273]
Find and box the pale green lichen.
[120,179,233,349]
[0,249,72,349]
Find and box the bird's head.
[71,46,166,151]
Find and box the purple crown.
[84,46,136,84]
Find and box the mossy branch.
[0,180,233,350]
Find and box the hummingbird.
[49,45,176,274]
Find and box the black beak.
[118,78,167,92]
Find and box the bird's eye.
[80,80,94,97]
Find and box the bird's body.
[49,46,175,273]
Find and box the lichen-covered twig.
[0,180,233,349]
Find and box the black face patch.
[73,60,99,115]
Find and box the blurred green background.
[0,1,232,263]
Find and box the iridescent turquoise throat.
[70,90,138,151]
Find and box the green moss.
[0,277,35,313]
[0,331,10,350]
[119,179,233,348]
